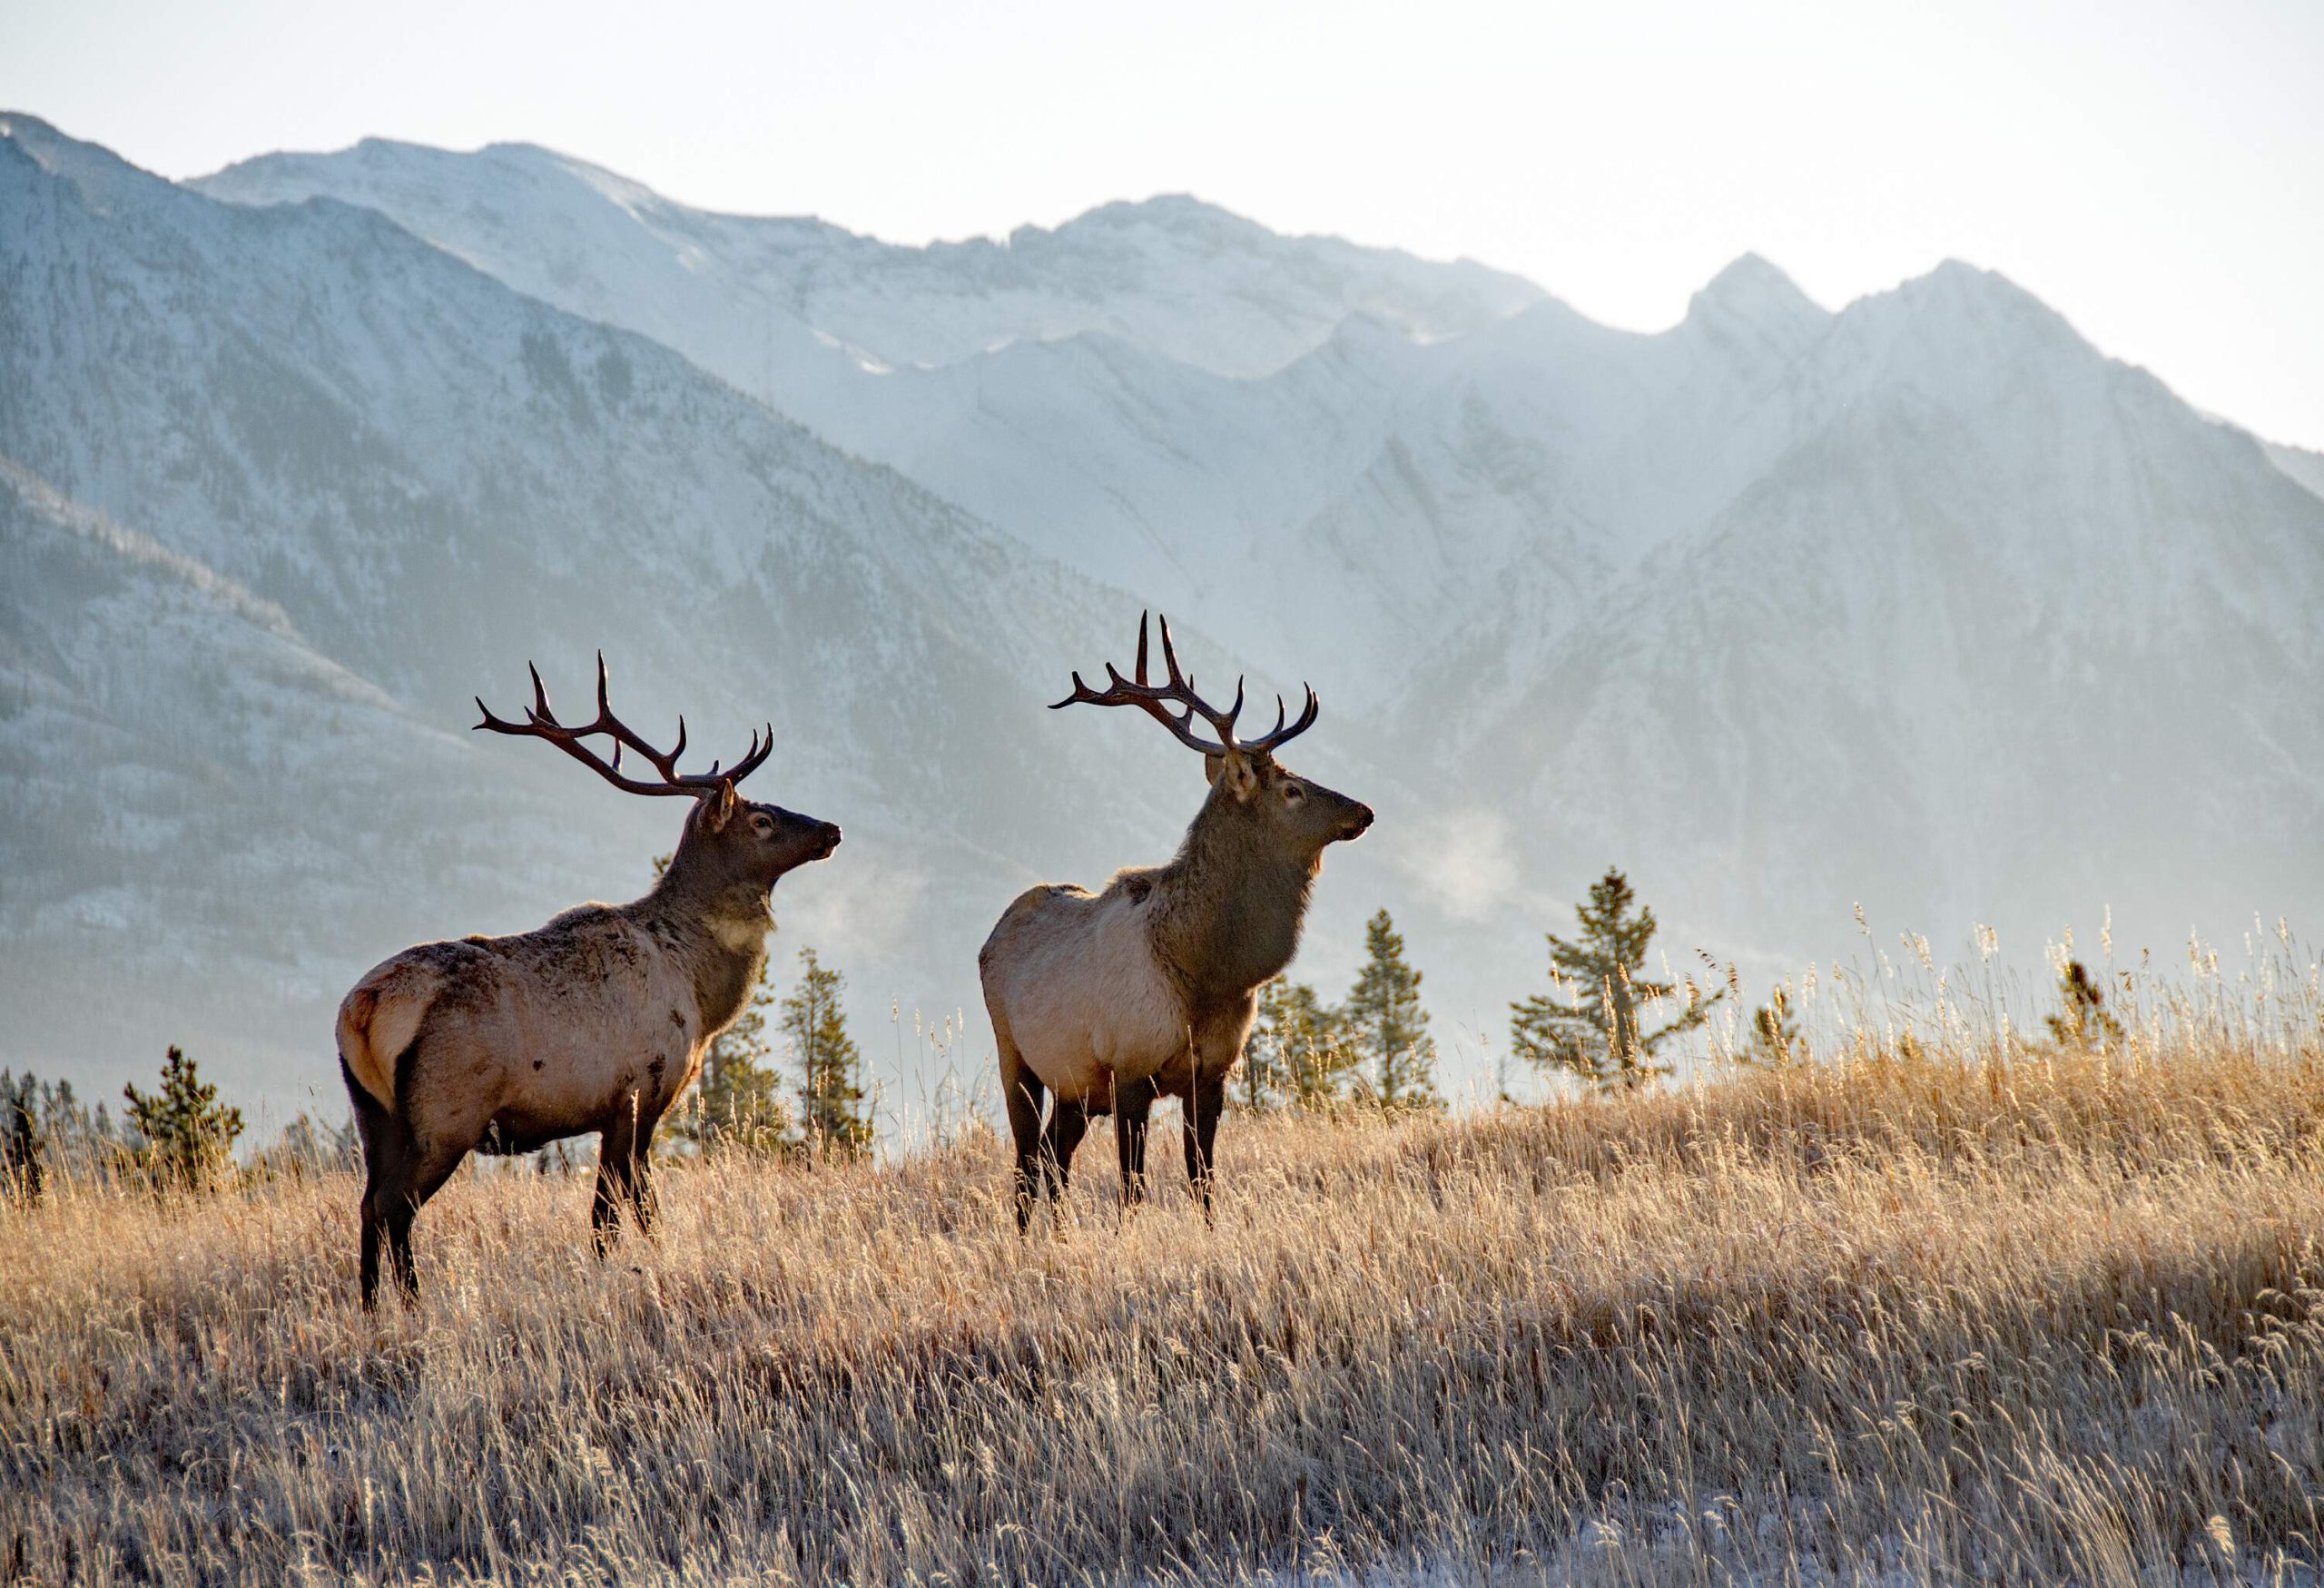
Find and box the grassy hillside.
[7,1026,2324,1583]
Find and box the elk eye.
[1284,784,1305,802]
[751,816,773,836]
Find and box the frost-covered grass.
[7,1025,2324,1584]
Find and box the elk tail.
[337,974,428,1114]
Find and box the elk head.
[475,654,841,896]
[1054,613,1373,865]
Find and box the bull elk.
[335,657,840,1307]
[979,614,1373,1228]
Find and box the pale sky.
[6,0,2322,448]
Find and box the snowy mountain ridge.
[197,137,1543,381]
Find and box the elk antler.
[1050,612,1319,757]
[473,653,773,798]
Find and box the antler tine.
[1156,613,1187,688]
[1242,683,1322,755]
[474,694,526,735]
[732,724,773,783]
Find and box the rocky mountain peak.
[1681,252,1828,360]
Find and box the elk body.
[979,615,1372,1227]
[336,659,840,1307]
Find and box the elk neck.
[630,851,775,1039]
[1146,786,1317,1017]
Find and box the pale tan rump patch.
[336,959,444,1112]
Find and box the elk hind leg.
[382,1133,475,1302]
[350,1075,418,1310]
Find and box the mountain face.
[0,453,476,1100]
[1406,263,2324,957]
[8,113,2321,1115]
[193,138,1554,700]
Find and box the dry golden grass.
[8,1032,2324,1584]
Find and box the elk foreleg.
[1181,1067,1226,1224]
[1114,1074,1157,1208]
[1041,1096,1090,1208]
[593,1100,641,1256]
[627,1109,664,1237]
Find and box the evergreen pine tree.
[1740,984,1804,1068]
[1245,978,1359,1111]
[786,948,872,1158]
[2045,960,2124,1049]
[1344,911,1440,1111]
[122,1045,244,1191]
[1237,982,1288,1113]
[675,972,793,1157]
[247,1111,360,1183]
[1,1070,45,1202]
[1512,867,1721,1090]
[11,1077,123,1183]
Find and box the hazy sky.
[7,0,2322,447]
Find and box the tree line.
[2,863,2135,1200]
[1238,865,2134,1110]
[675,943,872,1160]
[1240,868,1717,1110]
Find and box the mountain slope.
[191,138,1560,699]
[0,453,468,1109]
[1398,262,2324,958]
[187,138,1834,699]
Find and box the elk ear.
[1205,750,1259,801]
[702,780,738,832]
